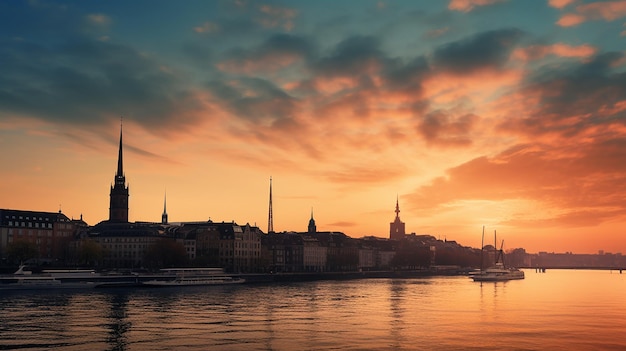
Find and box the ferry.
[0,265,101,290]
[142,268,245,287]
[0,265,141,290]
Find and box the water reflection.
[2,272,626,350]
[105,293,130,351]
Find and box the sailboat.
[471,227,525,282]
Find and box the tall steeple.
[389,195,405,240]
[109,120,129,222]
[268,176,274,233]
[161,191,168,224]
[308,207,316,234]
[394,194,401,220]
[116,120,124,178]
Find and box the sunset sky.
[1,0,626,254]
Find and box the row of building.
[1,125,455,271]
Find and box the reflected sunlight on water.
[1,269,625,350]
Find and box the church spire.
[109,120,129,222]
[162,190,168,224]
[308,207,316,234]
[117,118,124,178]
[268,176,274,233]
[390,195,405,240]
[395,194,400,219]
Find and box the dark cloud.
[417,111,479,147]
[313,35,387,77]
[0,38,203,131]
[500,51,626,137]
[220,33,316,68]
[432,28,524,73]
[205,77,299,123]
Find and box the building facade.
[0,209,78,263]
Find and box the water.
[1,269,625,350]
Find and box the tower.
[308,207,317,234]
[389,196,405,240]
[267,176,274,233]
[109,121,129,222]
[162,191,168,224]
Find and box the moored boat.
[471,264,525,282]
[142,268,245,287]
[471,228,525,282]
[0,265,140,290]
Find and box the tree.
[79,239,103,267]
[6,240,38,264]
[144,239,188,269]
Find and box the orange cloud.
[448,0,505,12]
[257,4,298,31]
[216,52,303,74]
[558,0,626,26]
[557,13,586,26]
[511,43,597,61]
[548,0,576,9]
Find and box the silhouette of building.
[109,122,129,223]
[161,192,168,225]
[308,208,316,234]
[268,177,274,233]
[389,196,406,240]
[0,208,79,262]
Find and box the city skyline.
[1,1,626,254]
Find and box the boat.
[142,268,246,287]
[471,228,525,282]
[0,265,100,290]
[0,265,141,290]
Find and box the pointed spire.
[395,194,400,219]
[308,206,316,234]
[162,190,168,225]
[116,117,124,178]
[268,176,274,233]
[163,191,167,215]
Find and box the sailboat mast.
[480,226,485,271]
[494,230,497,265]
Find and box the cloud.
[417,111,479,147]
[194,21,220,34]
[0,38,205,134]
[501,52,626,138]
[216,33,315,74]
[448,0,506,12]
[86,14,110,26]
[205,77,300,125]
[407,138,626,228]
[511,43,597,61]
[432,28,524,74]
[425,27,450,39]
[557,0,626,27]
[256,4,298,31]
[548,0,576,9]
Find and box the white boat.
[142,268,245,287]
[471,263,525,282]
[0,265,100,290]
[0,265,137,290]
[471,228,525,282]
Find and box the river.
[1,269,625,350]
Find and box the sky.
[1,0,626,254]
